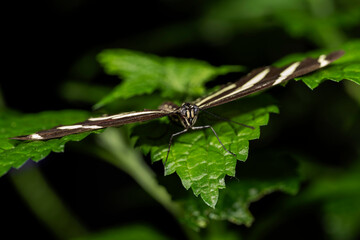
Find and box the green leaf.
[132,95,279,208]
[71,225,170,240]
[95,49,243,108]
[275,40,360,89]
[181,154,300,230]
[129,43,359,208]
[0,110,101,177]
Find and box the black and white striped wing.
[12,110,172,140]
[193,50,344,109]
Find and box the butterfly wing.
[193,50,344,109]
[12,51,344,140]
[12,109,172,140]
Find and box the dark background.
[1,0,359,239]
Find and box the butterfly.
[12,50,344,163]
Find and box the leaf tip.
[202,191,219,209]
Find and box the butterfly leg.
[191,125,237,157]
[165,128,188,166]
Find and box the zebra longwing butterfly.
[12,51,344,162]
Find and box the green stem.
[96,128,203,240]
[95,128,180,216]
[10,165,88,239]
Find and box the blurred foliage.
[181,154,300,230]
[344,81,360,105]
[11,164,87,239]
[123,0,360,53]
[72,225,170,240]
[305,162,360,240]
[249,158,360,240]
[199,0,358,48]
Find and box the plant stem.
[95,128,202,240]
[10,164,88,239]
[96,128,180,215]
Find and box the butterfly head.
[179,103,200,128]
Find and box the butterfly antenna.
[201,109,254,129]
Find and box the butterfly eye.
[193,107,199,115]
